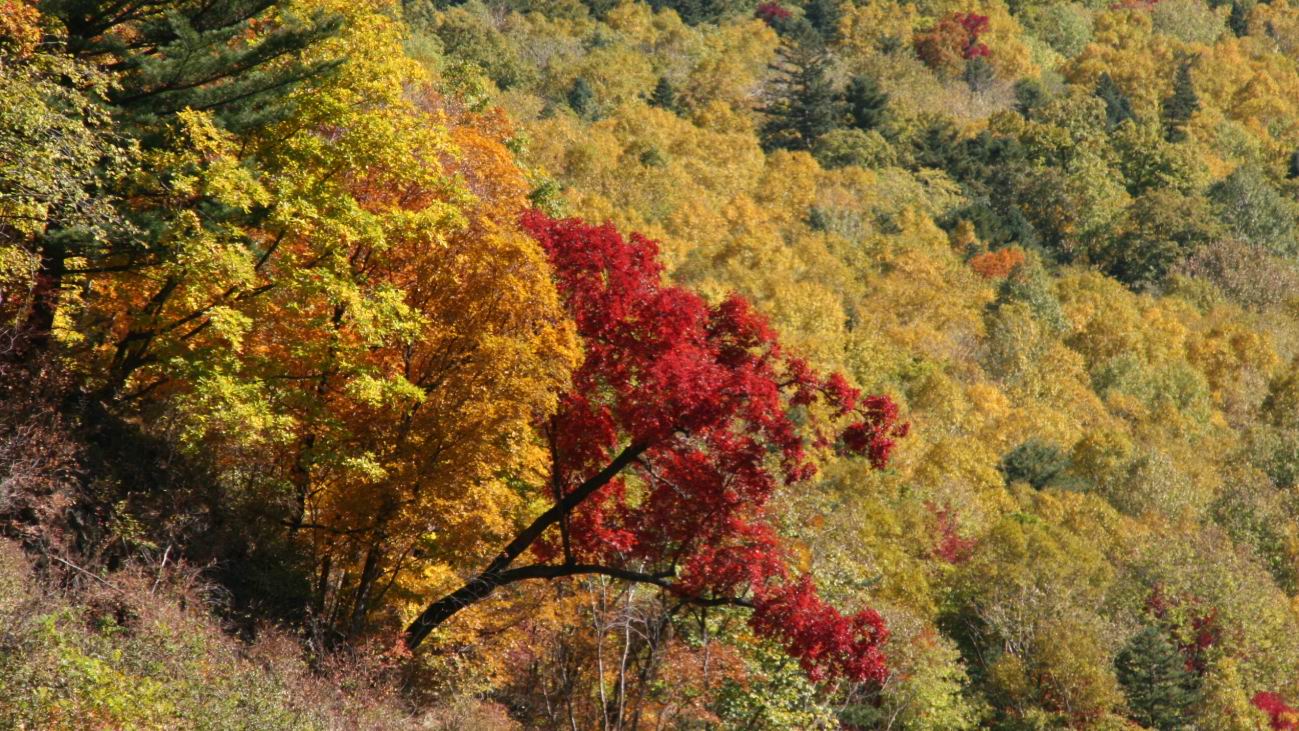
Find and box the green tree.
[803,0,843,41]
[1227,0,1254,36]
[1096,73,1135,129]
[761,23,842,151]
[1026,2,1094,57]
[14,0,341,352]
[1210,165,1299,256]
[1097,189,1221,288]
[0,38,128,348]
[844,74,888,132]
[42,0,341,133]
[649,75,681,114]
[1014,78,1049,117]
[1000,439,1072,489]
[963,56,997,92]
[567,76,596,117]
[1162,60,1200,142]
[1115,626,1199,731]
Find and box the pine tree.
[803,0,842,42]
[1013,78,1047,118]
[844,74,888,132]
[999,439,1071,489]
[1228,0,1254,36]
[15,0,342,354]
[650,76,681,114]
[44,0,342,134]
[963,56,996,93]
[568,77,596,118]
[1115,626,1200,731]
[1096,73,1134,129]
[1096,73,1134,127]
[1162,61,1200,143]
[760,22,843,151]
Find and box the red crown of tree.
[406,212,906,685]
[521,212,905,682]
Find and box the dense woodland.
[8,0,1299,726]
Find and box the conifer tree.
[568,77,596,118]
[1228,0,1253,36]
[963,56,996,92]
[1115,626,1200,731]
[15,0,342,354]
[649,76,681,114]
[760,22,842,151]
[43,0,342,134]
[803,0,842,42]
[845,74,888,132]
[1162,61,1200,143]
[1096,73,1134,129]
[1014,78,1047,117]
[999,439,1071,489]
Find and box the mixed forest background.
[8,0,1299,726]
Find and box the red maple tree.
[1254,692,1299,730]
[402,213,907,684]
[1146,586,1220,675]
[914,11,992,75]
[756,1,792,25]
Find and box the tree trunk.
[18,241,65,356]
[402,441,648,649]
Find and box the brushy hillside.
[8,0,1299,726]
[0,539,523,730]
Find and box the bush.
[812,128,897,169]
[1209,166,1299,257]
[0,540,501,730]
[1000,439,1072,489]
[1024,2,1093,58]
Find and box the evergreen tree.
[1115,627,1200,731]
[16,0,342,353]
[1013,78,1047,118]
[650,76,681,114]
[1096,73,1135,129]
[999,439,1071,490]
[844,74,888,132]
[1162,61,1200,143]
[1228,0,1254,36]
[803,0,843,42]
[647,0,738,25]
[963,56,996,93]
[760,23,842,151]
[42,0,342,134]
[568,77,596,118]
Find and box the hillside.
[6,0,1299,726]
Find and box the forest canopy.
[7,0,1299,726]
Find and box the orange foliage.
[969,247,1026,279]
[0,0,41,57]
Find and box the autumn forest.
[6,0,1299,726]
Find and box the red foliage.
[521,212,907,684]
[927,502,976,564]
[755,1,792,24]
[914,12,991,74]
[750,576,888,683]
[1145,586,1220,675]
[969,247,1026,279]
[1254,692,1299,730]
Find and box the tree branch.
[403,440,650,648]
